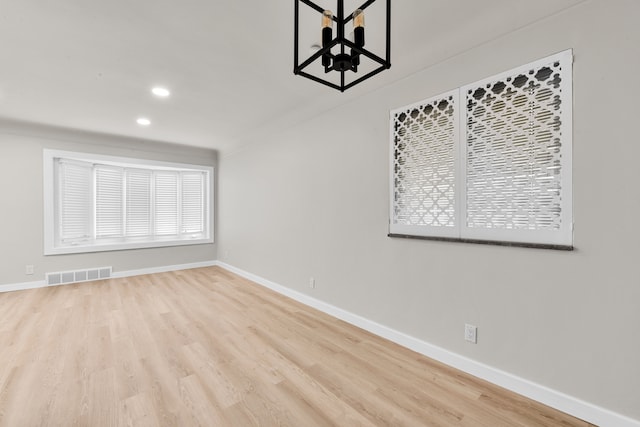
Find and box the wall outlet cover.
[465,324,477,344]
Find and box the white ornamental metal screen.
[391,92,457,232]
[389,50,572,246]
[464,57,567,231]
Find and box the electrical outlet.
[309,277,315,289]
[465,324,477,344]
[25,265,34,275]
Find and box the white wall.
[0,119,217,286]
[218,0,640,421]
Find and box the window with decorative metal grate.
[390,50,573,249]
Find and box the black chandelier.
[294,0,391,92]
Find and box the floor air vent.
[46,267,112,286]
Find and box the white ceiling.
[0,0,585,154]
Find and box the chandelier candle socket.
[322,10,334,68]
[352,9,365,69]
[294,0,391,92]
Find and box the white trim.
[44,148,214,171]
[0,260,217,293]
[0,279,48,293]
[214,261,640,427]
[110,260,216,279]
[44,237,214,256]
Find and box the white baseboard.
[214,261,640,427]
[0,279,48,293]
[110,260,217,279]
[0,260,217,293]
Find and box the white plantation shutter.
[181,172,205,235]
[125,169,151,237]
[390,50,572,247]
[154,172,179,236]
[58,159,92,243]
[46,150,212,254]
[95,165,123,238]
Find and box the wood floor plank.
[0,267,596,426]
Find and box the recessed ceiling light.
[151,87,170,97]
[136,117,151,126]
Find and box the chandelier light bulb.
[321,10,334,29]
[353,9,364,28]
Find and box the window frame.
[389,50,573,249]
[44,149,214,255]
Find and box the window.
[390,50,572,248]
[44,150,213,255]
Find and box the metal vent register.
[46,267,112,286]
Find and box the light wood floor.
[0,266,594,426]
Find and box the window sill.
[44,237,214,256]
[387,233,574,251]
